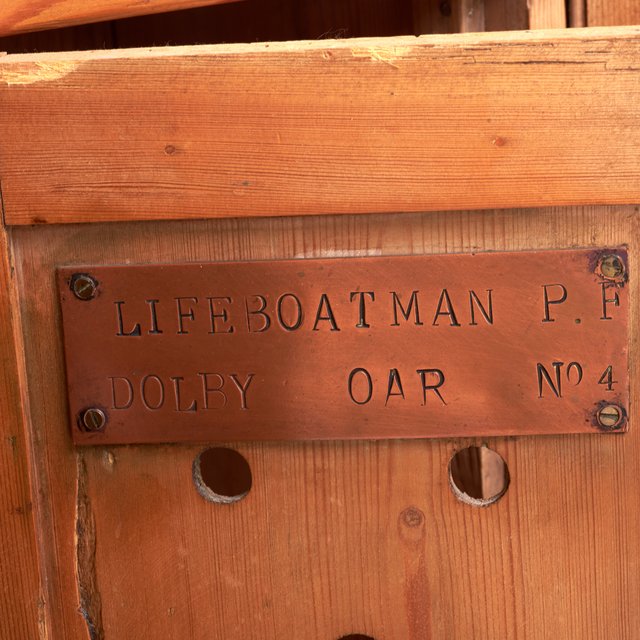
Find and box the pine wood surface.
[460,0,486,33]
[484,0,528,32]
[527,0,566,29]
[587,0,640,27]
[11,204,640,639]
[0,221,42,639]
[413,0,462,35]
[2,27,640,225]
[0,0,243,38]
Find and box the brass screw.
[600,255,624,279]
[73,275,97,300]
[597,405,621,428]
[83,408,106,431]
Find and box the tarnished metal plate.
[58,248,629,445]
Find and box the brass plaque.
[58,248,629,444]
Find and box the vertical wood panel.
[460,0,485,32]
[484,0,528,31]
[528,0,567,29]
[11,204,640,639]
[0,221,42,640]
[568,0,586,28]
[413,0,461,34]
[587,0,640,26]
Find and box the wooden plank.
[3,28,640,225]
[568,0,586,28]
[0,0,244,38]
[460,0,485,32]
[11,203,640,639]
[528,0,567,29]
[484,0,528,31]
[413,0,462,34]
[587,0,640,27]
[0,219,42,638]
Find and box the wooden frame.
[3,26,640,640]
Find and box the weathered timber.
[2,28,640,224]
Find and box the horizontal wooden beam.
[0,0,242,37]
[2,27,640,225]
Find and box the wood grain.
[413,0,462,34]
[587,0,640,27]
[460,0,485,32]
[11,203,640,639]
[528,0,566,29]
[3,28,640,225]
[0,0,244,38]
[484,0,528,31]
[568,0,586,28]
[0,218,42,639]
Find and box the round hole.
[193,447,252,504]
[337,636,377,640]
[449,446,509,506]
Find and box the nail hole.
[449,446,509,506]
[337,636,377,640]
[193,447,252,504]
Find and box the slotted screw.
[597,405,621,428]
[599,255,624,279]
[73,275,97,300]
[82,408,106,431]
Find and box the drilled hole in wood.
[449,446,509,506]
[337,635,377,640]
[193,447,252,504]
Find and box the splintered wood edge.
[2,26,640,225]
[2,26,640,60]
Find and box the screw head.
[597,405,621,429]
[72,275,97,300]
[598,255,625,280]
[82,408,106,431]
